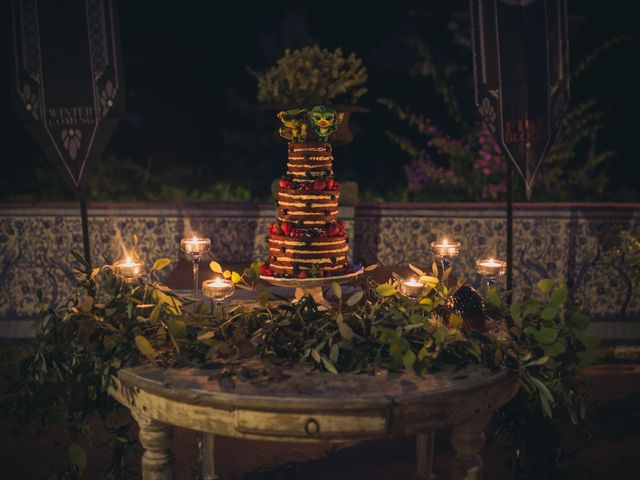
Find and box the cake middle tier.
[268,233,349,275]
[277,188,340,226]
[287,142,333,181]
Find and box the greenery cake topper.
[278,105,344,143]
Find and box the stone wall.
[0,202,637,340]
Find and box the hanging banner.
[470,0,569,198]
[9,0,125,192]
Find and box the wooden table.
[109,362,519,480]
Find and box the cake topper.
[277,105,344,143]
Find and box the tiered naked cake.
[261,141,351,279]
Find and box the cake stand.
[260,264,364,310]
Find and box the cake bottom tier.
[267,233,349,277]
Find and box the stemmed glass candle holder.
[476,258,507,288]
[181,236,211,299]
[430,239,461,274]
[202,277,235,323]
[113,256,144,283]
[400,278,425,300]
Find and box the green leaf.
[543,342,566,357]
[578,350,597,366]
[540,305,560,321]
[149,302,163,323]
[338,320,354,341]
[550,284,568,305]
[210,261,223,274]
[167,318,188,340]
[389,337,410,357]
[537,326,559,344]
[487,288,502,308]
[570,313,590,331]
[231,271,242,284]
[375,283,396,297]
[536,279,555,293]
[403,350,417,370]
[69,444,87,475]
[529,376,555,417]
[331,282,342,300]
[330,343,339,363]
[408,263,425,277]
[152,258,171,271]
[346,290,363,306]
[321,356,338,374]
[311,349,321,363]
[135,335,156,358]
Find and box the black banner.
[9,0,125,192]
[471,0,569,198]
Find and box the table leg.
[199,432,218,480]
[416,431,435,479]
[133,411,174,480]
[450,414,491,480]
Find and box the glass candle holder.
[202,277,235,323]
[181,236,211,299]
[113,256,144,283]
[430,239,461,273]
[476,258,507,288]
[400,278,426,299]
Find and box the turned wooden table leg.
[199,432,218,480]
[416,431,435,479]
[133,411,174,480]
[450,414,491,480]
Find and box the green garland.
[0,254,597,478]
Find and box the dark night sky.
[1,1,638,201]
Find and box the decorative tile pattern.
[0,204,638,337]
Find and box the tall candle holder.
[181,236,211,299]
[475,258,507,290]
[430,239,461,274]
[202,277,235,324]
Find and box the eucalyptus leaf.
[330,343,339,363]
[346,290,364,306]
[375,283,396,297]
[331,282,342,300]
[210,261,223,274]
[409,263,425,277]
[321,356,338,374]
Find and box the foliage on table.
[252,45,367,107]
[0,255,597,478]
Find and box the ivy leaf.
[550,284,568,305]
[231,271,242,284]
[68,444,87,475]
[540,305,560,320]
[375,283,396,297]
[536,279,555,293]
[487,288,502,309]
[346,290,364,306]
[448,313,463,328]
[331,282,342,300]
[403,350,416,370]
[210,261,223,274]
[152,258,171,271]
[321,356,338,374]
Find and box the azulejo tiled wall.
[354,203,640,338]
[0,202,637,339]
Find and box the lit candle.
[476,258,507,278]
[202,277,235,303]
[430,239,461,257]
[113,256,144,281]
[180,236,211,255]
[400,278,425,298]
